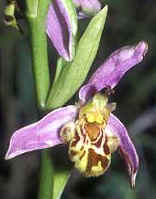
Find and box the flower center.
[84,122,100,141]
[60,93,119,177]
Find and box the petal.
[5,106,78,160]
[72,0,80,7]
[73,0,101,17]
[46,0,77,61]
[79,41,148,102]
[106,113,139,188]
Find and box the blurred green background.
[1,0,156,199]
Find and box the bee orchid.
[5,41,148,188]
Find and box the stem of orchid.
[26,0,51,109]
[39,150,54,199]
[26,1,54,199]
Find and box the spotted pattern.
[68,119,112,177]
[60,93,119,177]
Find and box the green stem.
[25,1,53,199]
[39,150,54,199]
[26,0,51,109]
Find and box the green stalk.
[26,0,51,109]
[39,150,54,199]
[26,1,53,199]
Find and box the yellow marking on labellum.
[60,93,119,177]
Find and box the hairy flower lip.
[5,41,148,188]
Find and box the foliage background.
[0,0,156,199]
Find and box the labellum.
[61,93,120,176]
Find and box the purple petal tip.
[131,171,137,189]
[135,41,148,60]
[5,106,78,160]
[107,114,139,187]
[73,0,101,17]
[79,41,148,103]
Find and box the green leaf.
[46,5,108,110]
[52,170,70,199]
[53,58,67,84]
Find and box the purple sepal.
[5,106,78,160]
[79,41,148,103]
[73,0,101,17]
[107,114,139,188]
[46,1,76,61]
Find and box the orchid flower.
[46,0,101,61]
[73,0,101,18]
[5,41,148,188]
